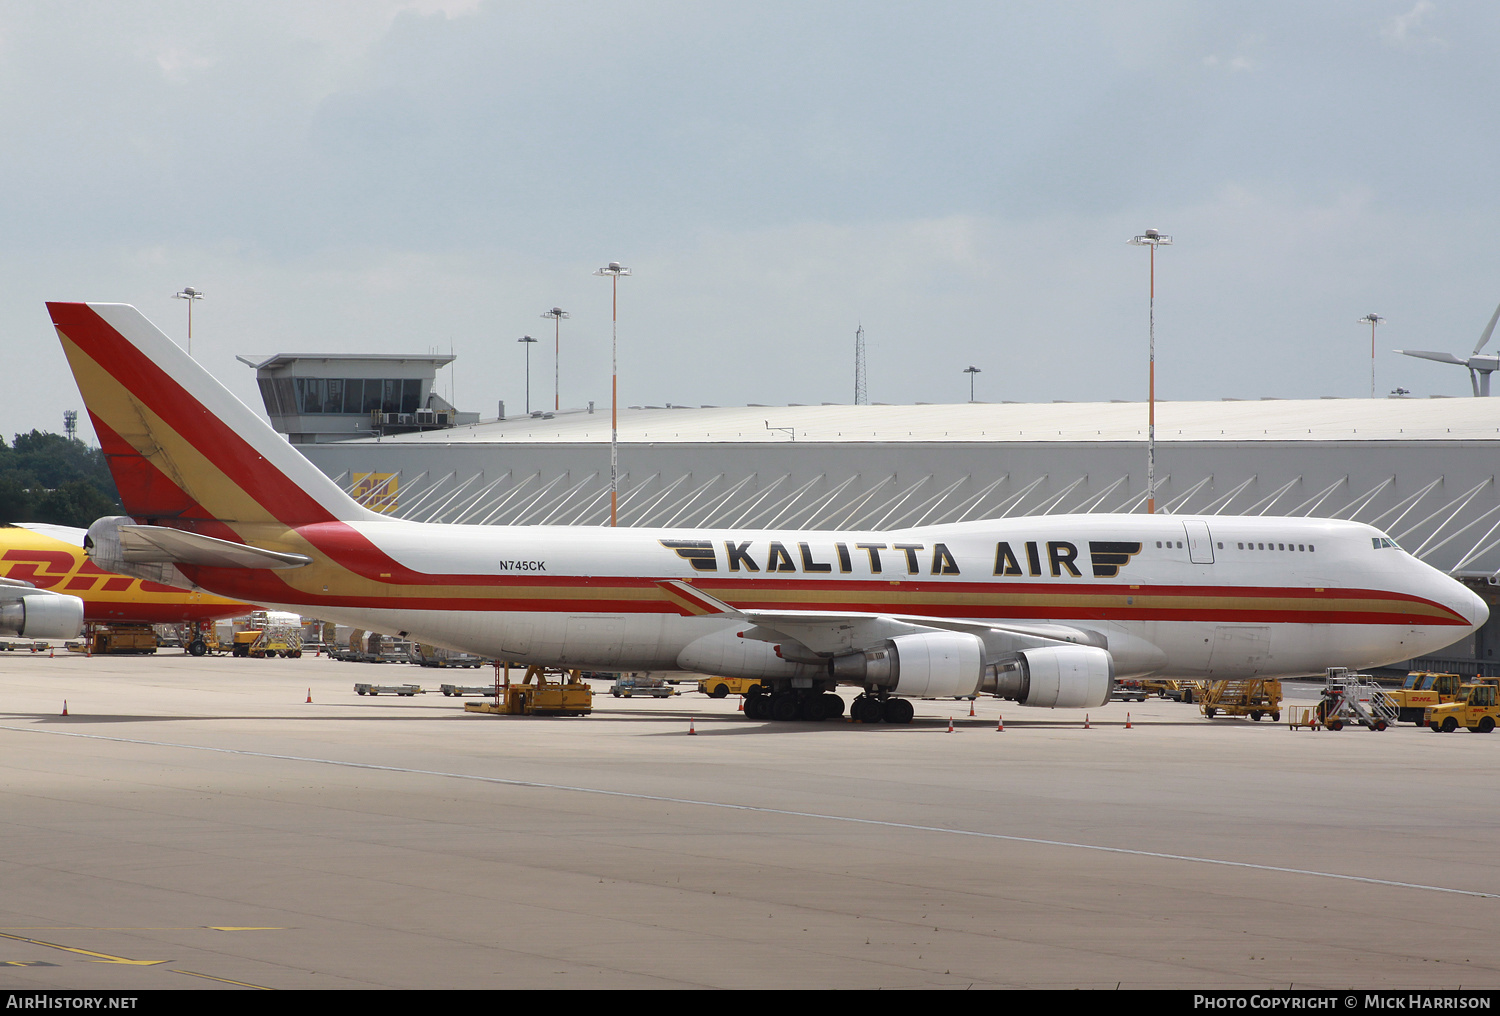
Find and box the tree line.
[0,430,122,528]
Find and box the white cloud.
[1381,1,1446,49]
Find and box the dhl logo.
[0,549,179,594]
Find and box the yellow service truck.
[698,676,762,698]
[1389,671,1464,725]
[1425,680,1499,733]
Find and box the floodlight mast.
[172,287,203,357]
[1357,313,1384,399]
[1128,229,1172,515]
[594,262,631,526]
[541,307,570,411]
[963,365,981,403]
[517,335,539,414]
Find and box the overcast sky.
[3,1,1498,444]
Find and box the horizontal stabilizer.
[119,525,311,570]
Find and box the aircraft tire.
[769,694,799,722]
[822,693,845,719]
[798,695,827,722]
[883,697,914,724]
[188,640,207,657]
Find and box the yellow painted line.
[0,930,166,965]
[207,927,284,932]
[171,969,274,989]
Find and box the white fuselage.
[249,513,1486,683]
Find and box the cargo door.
[1207,626,1271,676]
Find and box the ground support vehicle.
[332,630,410,663]
[411,643,485,668]
[1388,671,1465,724]
[612,674,675,698]
[1425,680,1499,733]
[1113,678,1151,702]
[698,676,762,698]
[1199,679,1283,721]
[1155,680,1206,703]
[233,611,304,658]
[439,684,496,696]
[1315,669,1398,731]
[464,665,592,716]
[355,683,423,696]
[179,620,225,657]
[71,623,157,654]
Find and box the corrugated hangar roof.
[302,396,1500,581]
[376,397,1500,445]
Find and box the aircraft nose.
[1462,584,1491,631]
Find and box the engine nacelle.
[0,591,85,639]
[983,645,1114,709]
[831,631,986,699]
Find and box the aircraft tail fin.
[47,302,376,529]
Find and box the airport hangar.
[241,355,1500,677]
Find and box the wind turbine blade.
[1397,349,1465,365]
[1473,300,1500,356]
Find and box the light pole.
[541,306,570,411]
[1357,313,1384,399]
[173,287,203,357]
[1128,228,1172,515]
[594,261,631,526]
[517,335,538,414]
[963,365,981,402]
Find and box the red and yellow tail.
[47,302,375,535]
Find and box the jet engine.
[830,630,986,699]
[0,589,85,640]
[982,645,1114,709]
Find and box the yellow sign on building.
[351,472,399,513]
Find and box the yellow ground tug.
[698,676,762,698]
[1425,679,1500,733]
[464,664,593,717]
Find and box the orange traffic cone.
[688,717,697,735]
[1125,712,1133,729]
[946,717,954,732]
[1084,713,1090,729]
[61,701,68,716]
[996,714,1004,732]
[305,688,312,703]
[968,699,976,717]
[737,697,744,711]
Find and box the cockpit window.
[1372,537,1400,550]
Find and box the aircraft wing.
[658,580,1104,658]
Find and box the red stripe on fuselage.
[173,563,1468,628]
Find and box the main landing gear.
[742,688,914,724]
[743,688,847,722]
[849,695,913,724]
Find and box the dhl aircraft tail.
[47,302,376,534]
